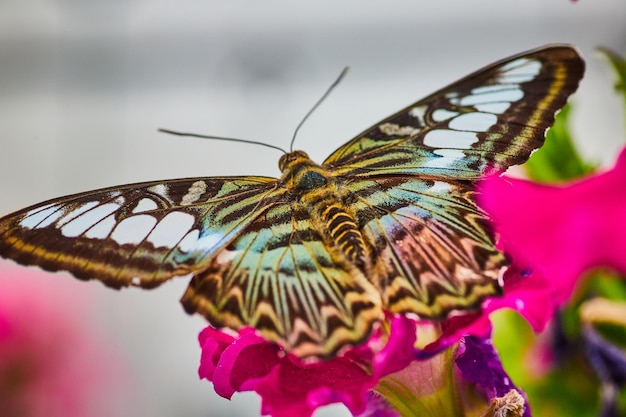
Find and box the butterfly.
[0,45,584,358]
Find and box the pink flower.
[479,147,626,317]
[198,148,626,416]
[0,261,133,417]
[199,315,416,417]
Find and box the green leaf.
[525,104,596,182]
[597,47,626,120]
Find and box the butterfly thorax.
[279,150,369,268]
[279,150,329,192]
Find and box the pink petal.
[479,148,626,307]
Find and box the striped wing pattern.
[181,202,382,357]
[0,45,585,358]
[350,176,504,318]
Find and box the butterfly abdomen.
[320,204,368,266]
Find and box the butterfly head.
[279,150,334,193]
[278,150,311,172]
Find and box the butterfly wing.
[324,45,584,317]
[348,176,504,318]
[181,199,382,357]
[0,176,280,289]
[325,45,584,178]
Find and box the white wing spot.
[85,214,116,239]
[195,231,228,253]
[409,105,427,125]
[133,198,158,213]
[111,215,157,245]
[471,85,512,95]
[178,229,200,252]
[460,88,523,106]
[19,204,58,229]
[426,148,467,169]
[423,130,478,149]
[378,123,419,136]
[499,58,541,83]
[474,102,511,114]
[176,229,233,255]
[61,203,119,237]
[431,109,459,122]
[57,202,99,226]
[449,113,498,132]
[147,211,195,248]
[147,184,168,197]
[181,181,207,206]
[61,203,122,237]
[429,181,453,193]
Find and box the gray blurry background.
[0,1,624,416]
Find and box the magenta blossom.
[197,267,549,416]
[0,261,133,417]
[199,320,530,417]
[479,147,626,309]
[199,315,416,417]
[197,148,626,416]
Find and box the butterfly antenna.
[158,129,288,154]
[289,67,349,152]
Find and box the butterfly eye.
[278,150,310,172]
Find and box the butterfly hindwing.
[348,176,505,317]
[0,176,279,288]
[181,200,383,357]
[325,45,584,178]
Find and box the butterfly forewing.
[325,45,584,178]
[0,176,279,288]
[0,45,585,358]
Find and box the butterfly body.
[0,45,585,357]
[280,150,370,266]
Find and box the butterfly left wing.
[0,176,280,289]
[180,199,383,358]
[0,176,384,357]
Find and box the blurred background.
[0,1,624,416]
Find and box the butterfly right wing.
[325,45,584,178]
[0,176,280,289]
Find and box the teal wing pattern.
[0,175,383,357]
[348,176,504,318]
[181,200,382,358]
